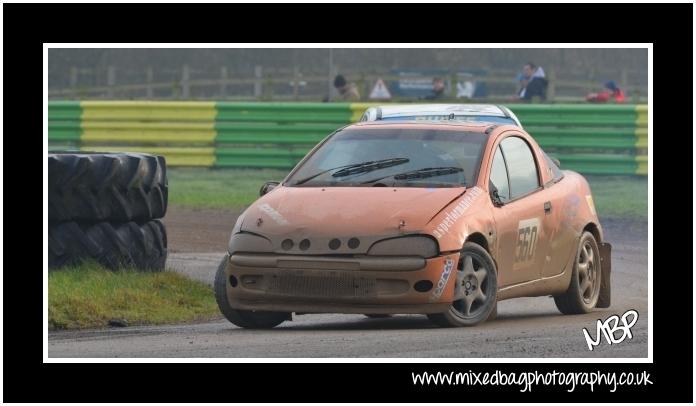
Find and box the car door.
[539,154,580,278]
[489,136,552,288]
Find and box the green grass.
[48,262,220,330]
[167,168,647,220]
[168,167,289,210]
[586,175,648,221]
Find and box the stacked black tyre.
[48,153,168,271]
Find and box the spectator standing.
[332,74,361,101]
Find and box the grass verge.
[585,175,648,221]
[49,262,220,330]
[168,167,289,210]
[168,168,648,221]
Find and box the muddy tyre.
[48,153,167,222]
[554,232,602,314]
[428,242,498,327]
[48,220,167,270]
[214,255,289,329]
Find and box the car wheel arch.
[464,232,499,274]
[582,222,602,243]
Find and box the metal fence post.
[254,65,263,100]
[182,65,190,99]
[106,66,116,99]
[547,66,556,102]
[263,69,274,101]
[293,66,299,101]
[220,66,228,99]
[449,72,457,98]
[69,67,78,99]
[146,67,154,99]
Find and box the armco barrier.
[48,101,648,175]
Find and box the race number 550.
[515,218,540,266]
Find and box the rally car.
[215,119,611,328]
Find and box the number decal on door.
[514,218,540,269]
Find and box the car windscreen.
[380,115,517,125]
[286,128,487,188]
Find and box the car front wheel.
[214,254,289,329]
[427,242,498,327]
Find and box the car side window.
[500,136,540,199]
[489,145,510,202]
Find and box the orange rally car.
[215,120,611,328]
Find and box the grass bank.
[48,262,220,330]
[168,168,647,221]
[585,175,648,221]
[168,168,289,210]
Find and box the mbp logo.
[582,309,639,351]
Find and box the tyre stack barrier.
[48,152,168,271]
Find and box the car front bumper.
[223,252,461,314]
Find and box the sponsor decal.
[585,195,596,216]
[432,187,483,239]
[258,203,290,226]
[513,217,540,270]
[430,258,455,302]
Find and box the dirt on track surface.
[163,206,242,253]
[49,207,649,358]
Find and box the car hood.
[239,186,466,254]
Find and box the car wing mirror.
[489,182,504,207]
[260,181,280,196]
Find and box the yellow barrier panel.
[81,145,215,167]
[635,155,648,175]
[81,101,217,121]
[635,105,648,128]
[81,122,215,144]
[349,103,379,122]
[635,128,648,149]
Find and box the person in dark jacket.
[423,77,446,100]
[518,62,548,101]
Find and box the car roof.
[360,104,522,127]
[348,120,497,133]
[375,104,508,118]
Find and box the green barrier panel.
[48,101,82,142]
[48,121,82,142]
[550,153,638,175]
[509,104,637,127]
[48,101,82,121]
[528,127,637,149]
[514,116,638,127]
[216,147,311,169]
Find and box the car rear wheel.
[553,231,602,314]
[214,254,289,329]
[428,242,498,327]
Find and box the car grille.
[266,274,377,298]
